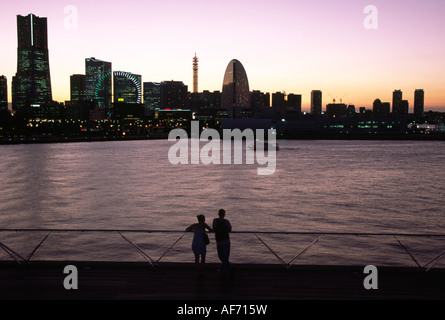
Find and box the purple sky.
[1,0,444,111]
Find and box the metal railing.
[1,229,445,272]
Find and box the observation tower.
[192,53,198,93]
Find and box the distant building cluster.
[0,13,444,142]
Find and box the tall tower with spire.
[192,53,198,93]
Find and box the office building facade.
[221,59,250,117]
[414,89,424,116]
[392,89,403,114]
[113,71,142,104]
[287,93,302,114]
[0,76,7,112]
[12,14,52,112]
[70,74,86,102]
[143,82,161,113]
[160,81,188,109]
[311,90,322,115]
[85,57,112,109]
[373,98,390,117]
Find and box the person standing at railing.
[213,209,233,279]
[186,214,212,278]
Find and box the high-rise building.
[392,89,403,114]
[311,90,322,115]
[12,14,52,112]
[287,93,302,114]
[400,100,409,115]
[272,92,286,115]
[373,98,390,117]
[202,90,221,108]
[250,90,265,110]
[263,92,270,107]
[326,103,347,118]
[113,71,142,104]
[85,57,112,109]
[143,82,161,113]
[414,89,424,116]
[70,74,86,102]
[221,59,250,118]
[160,81,188,109]
[0,76,7,112]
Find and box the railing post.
[253,233,287,267]
[287,234,324,268]
[393,235,422,269]
[26,231,51,262]
[118,231,156,267]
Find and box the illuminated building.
[143,82,161,113]
[12,14,52,112]
[85,57,112,109]
[202,90,221,108]
[113,71,142,104]
[250,90,266,110]
[70,74,86,102]
[160,81,188,109]
[326,103,347,118]
[221,59,250,118]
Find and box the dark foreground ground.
[1,261,444,300]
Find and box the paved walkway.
[1,261,444,300]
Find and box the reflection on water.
[0,139,444,266]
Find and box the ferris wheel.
[95,71,142,106]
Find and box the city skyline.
[1,0,445,112]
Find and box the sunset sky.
[0,0,444,112]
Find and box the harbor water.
[0,139,444,267]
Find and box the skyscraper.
[373,98,390,117]
[70,74,86,102]
[160,81,188,109]
[143,82,161,113]
[272,91,286,115]
[12,14,52,112]
[0,76,7,112]
[400,100,409,114]
[85,57,112,109]
[287,93,302,114]
[414,89,424,116]
[311,90,322,115]
[221,59,250,118]
[113,71,142,104]
[392,89,403,114]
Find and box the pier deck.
[0,261,444,300]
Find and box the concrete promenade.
[0,261,444,300]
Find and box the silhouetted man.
[213,209,232,278]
